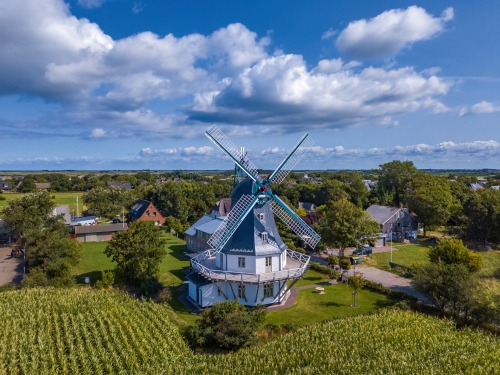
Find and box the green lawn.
[365,240,500,278]
[266,284,397,326]
[365,240,433,272]
[0,191,84,214]
[292,269,329,287]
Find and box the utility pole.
[76,196,79,218]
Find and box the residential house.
[128,200,165,226]
[210,198,232,217]
[185,214,225,252]
[0,182,12,191]
[366,204,419,246]
[74,223,128,242]
[35,183,51,190]
[490,186,500,190]
[52,205,72,225]
[296,202,317,213]
[107,181,132,190]
[468,183,484,191]
[0,176,11,181]
[363,179,376,191]
[155,178,167,184]
[72,216,97,226]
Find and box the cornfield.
[1,289,500,374]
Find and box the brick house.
[128,200,165,226]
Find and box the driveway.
[0,246,23,285]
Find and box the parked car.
[352,245,372,256]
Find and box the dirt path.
[0,246,23,285]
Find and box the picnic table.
[315,287,325,294]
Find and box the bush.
[339,258,351,270]
[215,311,259,349]
[0,196,6,201]
[309,262,329,274]
[156,287,172,304]
[493,267,500,280]
[101,270,115,288]
[363,279,417,301]
[294,247,306,254]
[429,238,483,272]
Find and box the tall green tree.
[3,191,55,241]
[405,173,454,237]
[318,199,380,257]
[464,189,500,246]
[104,221,166,291]
[19,179,36,193]
[23,220,83,287]
[83,186,135,217]
[375,160,418,206]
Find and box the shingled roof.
[366,205,403,224]
[74,223,128,234]
[107,181,132,190]
[211,198,231,217]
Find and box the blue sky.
[1,0,500,170]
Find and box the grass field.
[365,239,500,277]
[0,191,84,214]
[266,283,397,326]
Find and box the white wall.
[226,254,256,273]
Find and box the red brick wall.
[137,203,165,225]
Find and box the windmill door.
[265,257,272,273]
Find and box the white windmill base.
[188,249,310,308]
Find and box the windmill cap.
[230,178,254,201]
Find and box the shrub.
[101,270,115,288]
[214,311,259,349]
[294,247,306,254]
[0,196,6,201]
[309,262,329,274]
[428,238,483,272]
[157,287,172,304]
[339,258,351,270]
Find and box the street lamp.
[390,222,393,263]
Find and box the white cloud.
[78,0,106,9]
[321,28,337,40]
[139,148,178,156]
[0,0,458,140]
[335,6,454,59]
[88,128,107,138]
[189,55,451,128]
[459,101,500,116]
[132,2,144,14]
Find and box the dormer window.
[259,213,265,222]
[261,232,268,242]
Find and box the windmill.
[188,125,321,307]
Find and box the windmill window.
[259,213,265,222]
[238,284,245,299]
[263,284,273,298]
[238,257,246,268]
[261,232,268,242]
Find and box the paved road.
[308,253,430,303]
[0,246,23,285]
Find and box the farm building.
[366,205,418,246]
[107,181,132,190]
[128,200,165,226]
[0,182,12,191]
[72,216,97,226]
[35,183,51,190]
[74,223,128,242]
[52,205,72,225]
[210,198,231,217]
[185,214,225,252]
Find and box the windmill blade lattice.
[271,197,320,248]
[268,134,314,184]
[208,194,259,252]
[206,125,260,181]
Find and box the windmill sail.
[271,196,320,249]
[205,125,260,181]
[208,194,259,252]
[268,134,314,184]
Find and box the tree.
[22,221,83,287]
[19,179,36,193]
[413,262,474,314]
[463,189,500,246]
[319,199,380,257]
[83,186,135,217]
[376,160,418,206]
[104,221,166,291]
[3,191,55,241]
[428,238,483,272]
[186,301,266,350]
[405,173,454,237]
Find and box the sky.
[1,0,500,171]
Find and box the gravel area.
[0,246,23,285]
